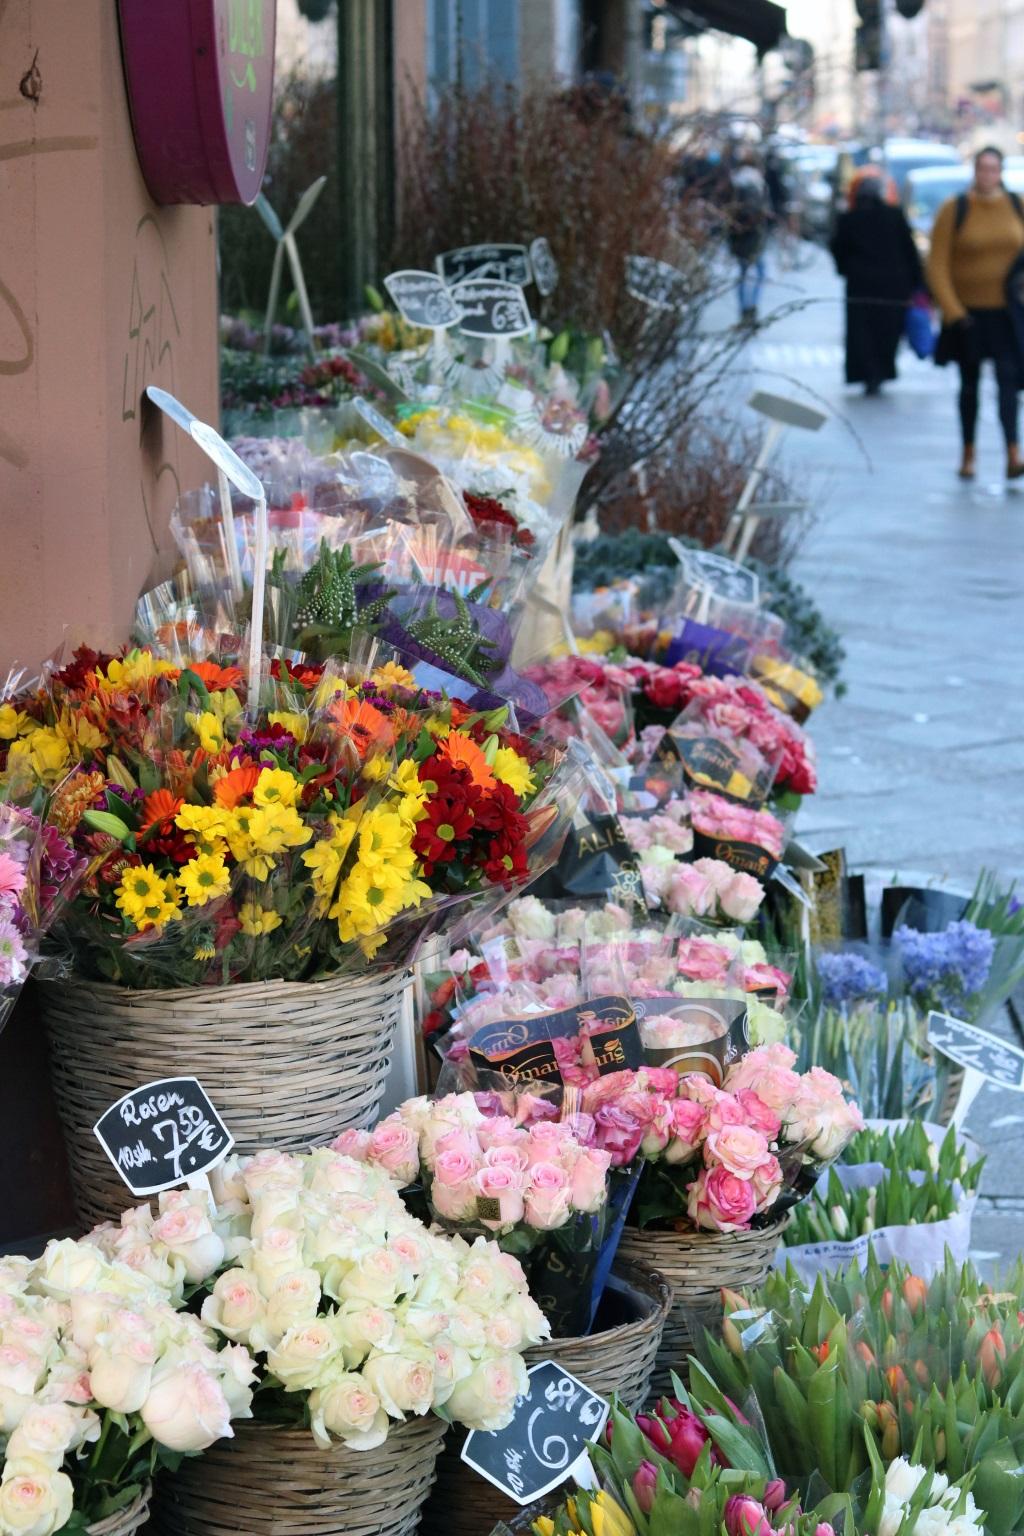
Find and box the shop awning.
[666,0,788,57]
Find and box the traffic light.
[854,0,880,19]
[856,22,882,71]
[895,0,926,14]
[297,0,333,18]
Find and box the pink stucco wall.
[0,0,219,675]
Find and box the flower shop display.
[696,1251,1024,1536]
[1,647,572,1224]
[83,1147,546,1536]
[0,1238,253,1536]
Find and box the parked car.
[904,164,970,257]
[881,137,961,195]
[788,145,840,241]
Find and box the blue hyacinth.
[895,920,995,1013]
[817,950,888,1007]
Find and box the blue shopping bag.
[905,294,936,360]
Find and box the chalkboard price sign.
[529,237,560,296]
[383,270,461,330]
[452,280,533,339]
[461,1361,608,1505]
[625,254,689,312]
[94,1077,234,1196]
[927,1012,1024,1091]
[437,243,532,287]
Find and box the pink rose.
[430,1149,479,1222]
[705,1091,747,1134]
[619,1092,673,1157]
[475,1116,525,1151]
[368,1121,419,1185]
[664,1098,708,1163]
[484,1143,528,1174]
[718,872,764,924]
[330,1129,372,1160]
[581,1071,637,1115]
[687,1166,757,1232]
[473,1165,526,1230]
[636,1067,681,1096]
[736,1090,781,1140]
[433,1128,482,1165]
[524,1162,574,1230]
[705,1124,770,1179]
[593,1106,644,1166]
[666,866,714,919]
[752,1155,783,1212]
[523,1122,575,1165]
[676,940,731,984]
[569,1148,611,1213]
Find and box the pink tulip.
[763,1479,788,1512]
[632,1460,659,1514]
[724,1495,773,1536]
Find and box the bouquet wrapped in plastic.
[0,647,577,987]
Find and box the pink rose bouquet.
[689,789,787,880]
[687,675,818,798]
[346,1093,629,1336]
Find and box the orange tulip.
[902,1276,928,1316]
[854,1342,877,1367]
[979,1327,1007,1388]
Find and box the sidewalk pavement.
[730,246,1024,1271]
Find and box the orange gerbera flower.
[188,660,244,692]
[329,697,394,754]
[214,762,262,809]
[438,731,495,789]
[140,788,184,835]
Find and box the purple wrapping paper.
[665,618,752,678]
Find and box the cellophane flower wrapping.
[0,1237,253,1530]
[85,1148,548,1447]
[0,647,577,988]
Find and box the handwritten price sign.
[94,1077,233,1196]
[461,1361,608,1505]
[927,1012,1024,1091]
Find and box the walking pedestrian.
[928,145,1024,481]
[830,168,922,396]
[727,149,770,326]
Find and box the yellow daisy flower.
[371,661,416,690]
[185,711,225,754]
[253,767,301,809]
[177,854,231,908]
[491,746,535,798]
[97,652,178,689]
[238,902,284,937]
[116,865,181,931]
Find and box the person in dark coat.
[830,171,924,394]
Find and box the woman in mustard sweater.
[928,145,1024,480]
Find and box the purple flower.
[817,951,887,1007]
[896,920,994,1012]
[0,912,29,986]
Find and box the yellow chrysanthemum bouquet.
[1,645,576,990]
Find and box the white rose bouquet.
[0,1239,252,1536]
[85,1148,548,1451]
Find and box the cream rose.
[308,1372,389,1451]
[362,1348,436,1417]
[150,1204,225,1284]
[266,1321,340,1390]
[200,1269,266,1344]
[0,1457,73,1536]
[335,1304,396,1368]
[4,1404,95,1468]
[87,1349,154,1415]
[250,1227,305,1293]
[335,1247,413,1308]
[33,1240,107,1300]
[140,1362,233,1452]
[444,1354,528,1432]
[251,1269,322,1351]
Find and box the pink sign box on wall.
[118,0,277,206]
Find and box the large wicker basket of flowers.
[418,1261,671,1536]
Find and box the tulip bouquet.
[0,1237,253,1535]
[85,1147,547,1451]
[1,647,570,986]
[695,1252,1024,1535]
[532,1393,842,1536]
[336,1091,624,1335]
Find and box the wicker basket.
[419,1261,671,1536]
[41,968,409,1228]
[88,1487,150,1536]
[618,1217,788,1396]
[151,1414,445,1536]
